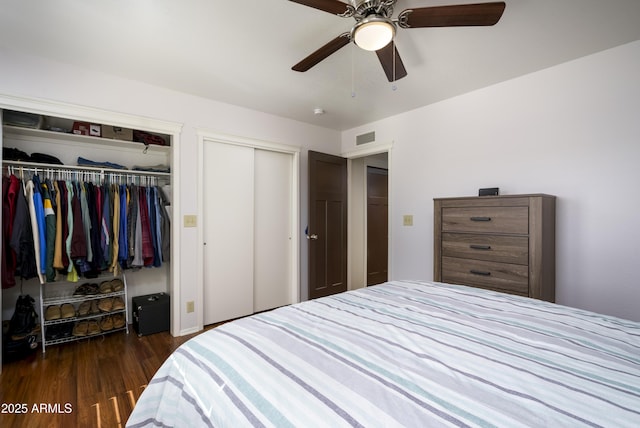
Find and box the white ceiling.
[1,0,639,131]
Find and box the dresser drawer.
[442,206,528,234]
[442,233,529,265]
[441,256,529,296]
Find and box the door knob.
[305,226,318,240]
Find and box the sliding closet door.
[253,149,293,312]
[203,142,254,325]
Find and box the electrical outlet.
[403,215,414,226]
[186,301,195,313]
[183,215,197,228]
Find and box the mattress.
[127,280,640,427]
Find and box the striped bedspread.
[127,280,640,427]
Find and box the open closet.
[1,97,180,364]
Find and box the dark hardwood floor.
[0,325,206,428]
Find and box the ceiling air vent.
[356,131,375,145]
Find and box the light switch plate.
[183,215,197,228]
[403,215,413,226]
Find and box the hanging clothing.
[70,182,87,260]
[138,186,154,266]
[52,180,64,270]
[41,182,56,282]
[3,167,167,285]
[132,190,144,268]
[1,176,10,288]
[10,179,38,281]
[2,175,18,288]
[110,184,120,275]
[64,181,78,282]
[87,182,102,275]
[153,186,163,266]
[159,190,171,262]
[148,186,161,268]
[118,184,129,264]
[31,175,47,276]
[25,180,45,284]
[57,180,70,271]
[101,184,111,270]
[127,184,139,267]
[80,182,92,264]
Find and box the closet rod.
[2,160,170,178]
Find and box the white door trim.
[342,141,394,289]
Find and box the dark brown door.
[308,151,348,299]
[367,167,388,285]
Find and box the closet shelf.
[44,327,127,346]
[43,290,126,306]
[43,309,126,326]
[3,125,170,154]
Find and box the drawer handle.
[470,269,491,276]
[470,216,492,222]
[470,245,491,250]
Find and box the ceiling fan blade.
[292,33,351,72]
[376,42,407,82]
[289,0,353,16]
[399,2,506,28]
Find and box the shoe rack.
[39,273,129,353]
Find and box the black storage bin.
[132,293,170,337]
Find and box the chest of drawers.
[434,194,556,301]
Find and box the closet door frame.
[196,131,300,330]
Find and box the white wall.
[0,47,342,333]
[342,41,640,322]
[3,39,639,329]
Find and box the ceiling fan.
[290,0,506,82]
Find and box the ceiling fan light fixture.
[352,15,395,51]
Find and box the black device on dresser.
[132,293,170,337]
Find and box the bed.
[126,280,640,427]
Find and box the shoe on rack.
[45,305,61,321]
[78,301,91,317]
[72,321,88,337]
[60,323,74,338]
[73,283,89,297]
[112,314,126,329]
[45,325,60,341]
[100,316,113,331]
[112,297,125,311]
[111,279,124,292]
[90,300,101,315]
[99,281,113,294]
[98,298,113,313]
[85,283,100,295]
[87,320,101,336]
[61,303,76,319]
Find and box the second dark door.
[367,166,388,285]
[308,151,348,299]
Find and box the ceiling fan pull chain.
[351,43,356,98]
[392,39,397,91]
[392,39,395,81]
